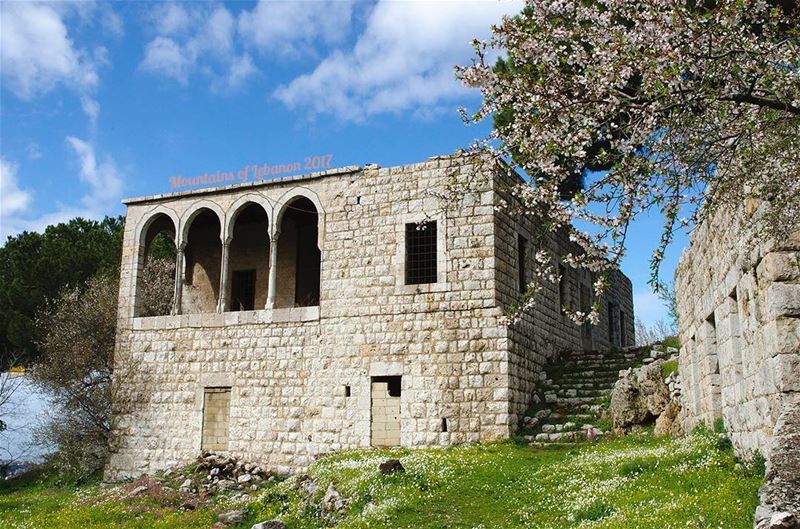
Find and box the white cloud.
[0,2,99,99]
[65,136,123,209]
[238,0,354,57]
[140,4,249,89]
[0,159,33,226]
[213,54,258,93]
[0,141,126,240]
[141,36,193,84]
[274,0,522,121]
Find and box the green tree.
[0,216,124,367]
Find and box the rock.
[216,479,235,491]
[379,459,405,475]
[610,377,649,428]
[252,522,286,529]
[654,400,682,437]
[297,475,318,496]
[756,402,800,528]
[769,513,799,529]
[237,473,253,484]
[128,485,148,497]
[321,482,346,512]
[218,510,244,526]
[179,478,195,493]
[179,500,196,511]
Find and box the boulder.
[654,400,682,437]
[755,401,800,528]
[379,459,405,475]
[128,485,148,497]
[611,359,676,431]
[321,482,346,512]
[610,377,648,428]
[252,522,286,529]
[218,510,244,526]
[179,478,195,494]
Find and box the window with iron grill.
[405,221,437,285]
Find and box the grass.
[662,359,679,378]
[0,431,762,529]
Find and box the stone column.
[171,240,186,316]
[217,237,232,313]
[266,231,280,309]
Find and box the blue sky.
[0,0,685,327]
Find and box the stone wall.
[106,154,635,479]
[676,201,800,458]
[492,166,635,424]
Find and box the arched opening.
[182,208,222,314]
[135,213,177,317]
[276,197,320,307]
[227,203,270,311]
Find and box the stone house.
[675,201,800,458]
[106,153,634,479]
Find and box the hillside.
[0,429,762,529]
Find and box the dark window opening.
[230,269,256,311]
[620,311,627,347]
[517,234,528,294]
[558,264,567,313]
[276,197,321,308]
[441,418,448,432]
[344,385,351,397]
[295,218,321,306]
[608,304,618,347]
[405,221,437,285]
[372,375,401,397]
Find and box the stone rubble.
[609,348,684,436]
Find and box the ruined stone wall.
[108,155,510,479]
[676,201,800,458]
[491,166,635,429]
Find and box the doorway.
[371,376,401,447]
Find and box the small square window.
[405,221,437,285]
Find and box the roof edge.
[122,165,363,205]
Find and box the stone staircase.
[519,346,654,447]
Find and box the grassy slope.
[1,431,762,529]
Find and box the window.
[619,311,627,347]
[517,234,528,293]
[608,304,618,346]
[230,269,256,311]
[405,221,437,285]
[202,387,231,451]
[558,264,567,313]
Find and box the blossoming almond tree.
[457,0,799,325]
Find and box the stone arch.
[180,200,226,244]
[224,194,272,240]
[273,187,325,246]
[273,191,322,308]
[133,207,179,317]
[225,197,271,311]
[182,206,223,314]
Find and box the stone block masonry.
[106,153,634,480]
[676,200,800,460]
